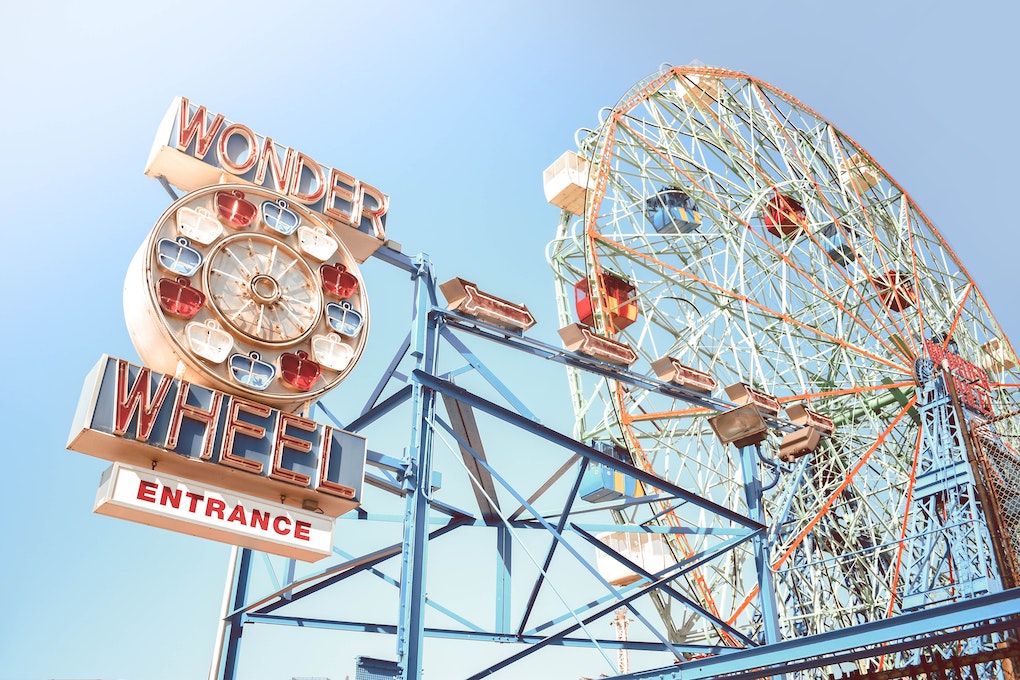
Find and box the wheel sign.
[124,183,370,410]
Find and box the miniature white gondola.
[176,206,222,244]
[312,333,355,371]
[185,319,233,363]
[298,225,339,261]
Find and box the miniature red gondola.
[280,350,322,391]
[157,277,205,319]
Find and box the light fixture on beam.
[650,356,716,395]
[558,323,637,366]
[784,404,835,436]
[778,427,821,462]
[709,404,769,448]
[779,404,835,462]
[724,382,781,417]
[439,278,537,332]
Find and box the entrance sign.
[68,356,367,520]
[145,96,388,263]
[96,462,334,561]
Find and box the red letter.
[273,516,292,536]
[185,492,204,513]
[294,520,311,541]
[175,97,224,159]
[359,182,388,239]
[206,498,226,520]
[270,412,315,487]
[165,381,222,460]
[137,480,157,503]
[113,361,173,440]
[288,153,326,204]
[253,137,295,192]
[323,167,361,226]
[221,398,270,474]
[227,504,248,525]
[216,123,258,174]
[316,426,357,499]
[160,486,182,509]
[250,509,270,531]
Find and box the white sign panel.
[95,462,334,562]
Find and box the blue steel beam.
[417,369,762,530]
[213,548,253,680]
[247,519,468,616]
[622,587,1020,680]
[243,612,732,654]
[396,255,441,679]
[739,445,780,645]
[570,525,757,648]
[516,459,589,636]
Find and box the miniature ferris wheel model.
[546,65,1020,653]
[124,183,369,411]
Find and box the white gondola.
[185,319,233,363]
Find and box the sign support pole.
[396,254,440,679]
[212,546,254,680]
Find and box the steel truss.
[205,245,1020,679]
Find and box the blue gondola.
[580,441,644,502]
[156,237,203,277]
[643,186,702,234]
[820,223,857,265]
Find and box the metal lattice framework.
[546,65,1020,658]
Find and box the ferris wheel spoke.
[608,121,919,369]
[593,232,911,376]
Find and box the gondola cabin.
[839,153,880,193]
[580,441,644,503]
[543,151,592,215]
[874,270,916,313]
[820,223,857,265]
[575,272,639,331]
[981,338,1018,373]
[763,193,806,239]
[644,187,702,234]
[595,531,673,587]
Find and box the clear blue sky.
[2,1,1019,679]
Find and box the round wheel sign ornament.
[124,183,369,410]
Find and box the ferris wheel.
[545,65,1020,650]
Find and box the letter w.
[113,360,173,441]
[175,97,224,159]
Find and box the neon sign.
[145,97,388,263]
[68,356,366,521]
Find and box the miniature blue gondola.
[326,301,364,338]
[819,223,857,264]
[156,237,203,277]
[643,186,702,234]
[228,351,276,391]
[580,441,644,502]
[261,199,301,236]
